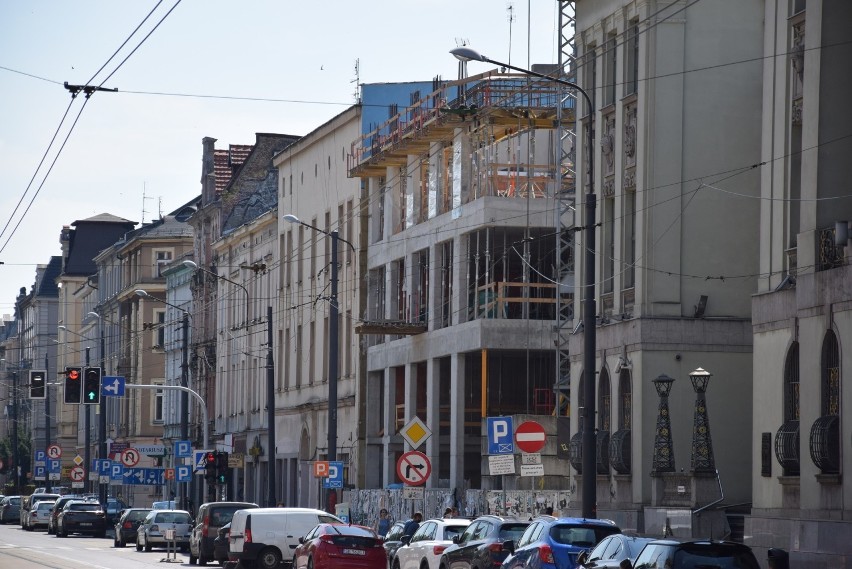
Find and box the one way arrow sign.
[102,376,125,397]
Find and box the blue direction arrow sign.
[102,376,125,397]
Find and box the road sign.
[110,463,124,481]
[34,450,46,464]
[70,466,85,482]
[102,376,125,397]
[194,450,212,473]
[176,465,192,482]
[46,444,62,459]
[120,448,140,467]
[488,454,516,475]
[515,421,546,454]
[313,461,329,478]
[47,459,61,474]
[400,416,432,449]
[174,440,192,459]
[520,463,544,477]
[73,454,84,466]
[486,416,514,454]
[396,451,431,486]
[323,461,344,489]
[136,445,166,456]
[34,465,46,481]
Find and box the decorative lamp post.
[689,367,715,473]
[652,374,676,474]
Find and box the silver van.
[229,507,341,569]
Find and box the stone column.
[382,367,397,487]
[425,358,440,487]
[449,353,466,491]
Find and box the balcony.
[809,415,839,475]
[774,420,800,476]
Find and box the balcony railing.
[609,429,631,475]
[471,281,569,321]
[774,420,800,476]
[596,430,610,474]
[809,415,839,474]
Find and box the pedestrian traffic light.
[83,367,102,404]
[29,370,47,399]
[63,367,83,404]
[204,451,217,484]
[216,452,230,484]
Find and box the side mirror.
[502,540,515,553]
[576,550,589,566]
[298,536,305,544]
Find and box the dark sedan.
[383,521,407,566]
[56,500,107,538]
[113,508,152,547]
[439,515,530,569]
[577,534,656,569]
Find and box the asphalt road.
[0,523,191,568]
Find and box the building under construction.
[349,67,576,492]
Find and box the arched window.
[598,369,611,432]
[618,369,632,430]
[610,369,633,474]
[775,342,800,476]
[809,331,840,474]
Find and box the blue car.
[501,517,621,569]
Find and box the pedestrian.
[402,511,423,538]
[444,507,453,518]
[451,507,460,518]
[374,508,392,537]
[544,506,554,516]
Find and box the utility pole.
[327,230,340,511]
[98,320,107,505]
[85,347,91,494]
[266,306,276,507]
[11,368,19,492]
[45,353,51,493]
[180,312,189,511]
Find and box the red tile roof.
[214,144,254,194]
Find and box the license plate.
[80,522,92,526]
[343,549,365,556]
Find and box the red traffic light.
[205,452,217,464]
[67,369,80,380]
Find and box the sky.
[0,0,563,316]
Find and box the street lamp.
[182,260,251,326]
[136,289,191,509]
[451,46,598,518]
[283,213,356,509]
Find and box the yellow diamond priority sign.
[400,416,431,449]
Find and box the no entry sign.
[515,421,546,453]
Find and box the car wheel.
[257,547,282,569]
[307,557,314,569]
[393,559,401,569]
[97,530,106,539]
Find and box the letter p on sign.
[313,460,329,478]
[493,420,508,440]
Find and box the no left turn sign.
[396,450,431,486]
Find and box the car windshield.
[71,503,102,511]
[156,513,191,523]
[209,507,244,525]
[444,525,468,540]
[128,510,151,521]
[498,523,530,541]
[550,525,619,547]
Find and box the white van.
[229,507,341,569]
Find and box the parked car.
[189,501,258,566]
[501,517,622,569]
[394,517,472,569]
[0,496,21,524]
[136,509,193,552]
[213,522,231,566]
[383,521,408,567]
[630,539,761,569]
[293,523,386,569]
[56,499,107,538]
[577,534,656,569]
[21,493,60,529]
[47,495,85,535]
[229,507,342,569]
[438,515,530,569]
[113,508,153,547]
[27,500,56,531]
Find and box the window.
[604,33,617,106]
[625,21,639,96]
[821,331,839,416]
[623,189,636,288]
[784,342,800,421]
[153,384,164,423]
[603,197,615,294]
[599,368,611,432]
[155,250,173,277]
[154,309,166,348]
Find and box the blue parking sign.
[174,440,192,459]
[486,416,514,454]
[322,461,344,489]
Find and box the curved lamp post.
[451,46,597,518]
[182,260,250,326]
[136,289,191,509]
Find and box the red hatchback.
[294,523,385,569]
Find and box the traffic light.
[216,452,230,485]
[29,370,46,399]
[63,367,83,404]
[83,367,102,404]
[204,451,217,484]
